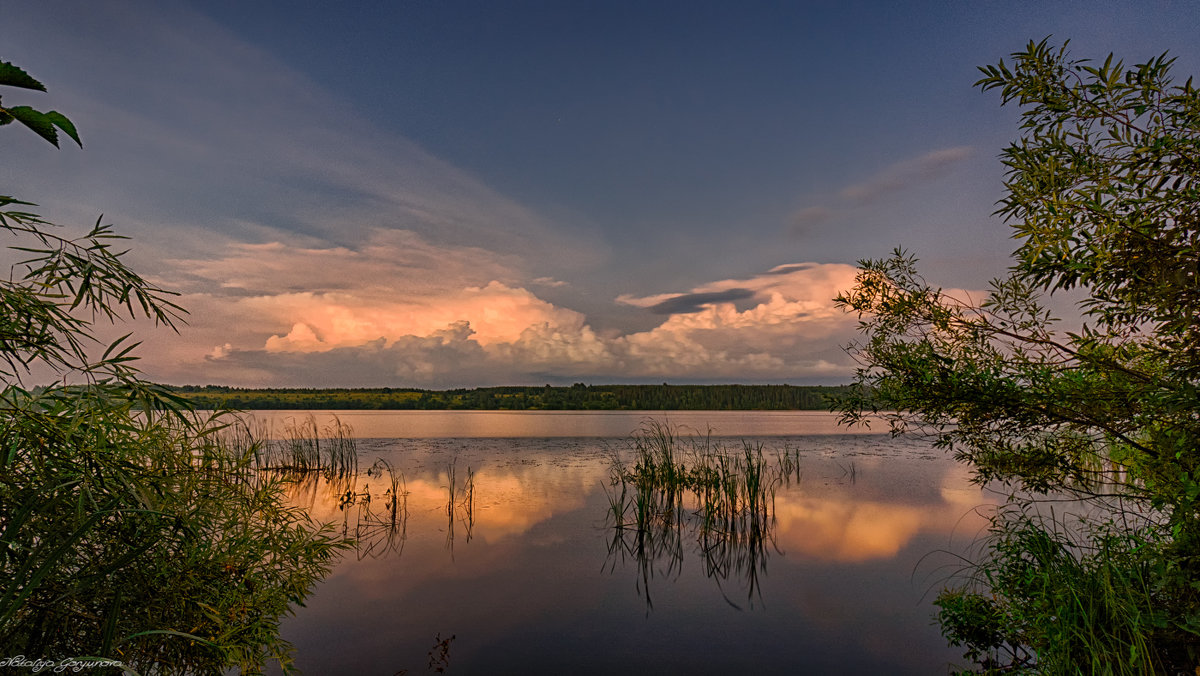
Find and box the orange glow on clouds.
[259,281,585,352]
[130,228,881,385]
[773,465,988,562]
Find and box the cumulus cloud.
[131,240,863,386]
[67,182,858,385]
[3,4,868,387]
[610,263,859,379]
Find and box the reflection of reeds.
[605,421,800,610]
[444,460,476,553]
[218,416,419,561]
[344,459,409,560]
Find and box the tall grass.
[936,500,1187,674]
[605,420,801,610]
[236,414,358,476]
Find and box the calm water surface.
[252,411,993,675]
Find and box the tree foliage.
[836,39,1200,673]
[0,61,345,672]
[172,383,848,411]
[0,60,81,148]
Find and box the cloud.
[2,4,866,387]
[645,288,758,315]
[789,146,973,235]
[611,263,860,379]
[791,206,834,232]
[838,146,973,204]
[763,262,817,275]
[2,3,608,281]
[130,243,863,386]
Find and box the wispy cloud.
[645,288,758,315]
[791,206,835,231]
[838,146,973,204]
[4,3,607,280]
[790,146,973,234]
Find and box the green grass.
[935,502,1197,674]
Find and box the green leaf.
[44,110,81,147]
[4,105,59,147]
[0,60,47,91]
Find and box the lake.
[251,410,995,675]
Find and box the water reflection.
[602,430,788,611]
[443,460,476,554]
[239,409,876,439]
[255,414,995,675]
[598,428,993,614]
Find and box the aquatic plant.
[605,421,799,610]
[339,459,409,561]
[239,414,358,477]
[444,460,476,552]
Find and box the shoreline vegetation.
[168,383,852,411]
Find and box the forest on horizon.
[170,383,851,410]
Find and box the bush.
[0,59,347,673]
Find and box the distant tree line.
[171,383,851,411]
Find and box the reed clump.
[237,414,358,477]
[230,418,415,562]
[0,398,350,673]
[444,460,476,552]
[335,458,409,560]
[605,420,802,609]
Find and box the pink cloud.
[127,235,869,385]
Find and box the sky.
[2,1,1198,388]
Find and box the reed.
[229,414,358,478]
[338,459,409,560]
[605,422,795,609]
[219,415,420,564]
[0,399,350,672]
[444,459,476,552]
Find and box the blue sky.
[3,1,1197,387]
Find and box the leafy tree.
[836,39,1200,673]
[0,60,346,672]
